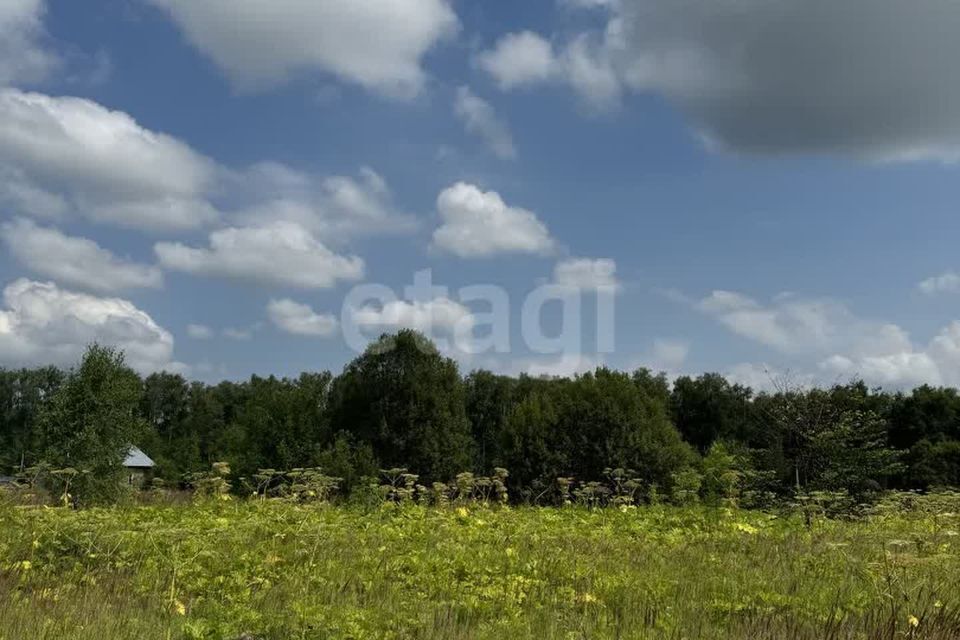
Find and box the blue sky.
[2,0,960,389]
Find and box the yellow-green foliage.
[1,498,959,639]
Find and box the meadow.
[2,495,960,640]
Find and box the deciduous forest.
[4,330,959,506]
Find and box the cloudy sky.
[2,0,960,388]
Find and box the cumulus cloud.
[1,218,163,293]
[267,298,338,337]
[647,339,689,372]
[561,0,619,9]
[721,362,812,393]
[477,33,615,110]
[155,222,364,289]
[552,257,619,291]
[0,278,177,374]
[454,87,516,159]
[625,338,690,380]
[147,0,458,97]
[919,272,960,296]
[477,31,620,110]
[233,164,414,240]
[222,327,253,341]
[477,31,559,90]
[0,0,58,85]
[186,324,213,340]
[820,352,943,389]
[351,297,473,334]
[432,182,555,258]
[819,321,960,390]
[0,89,413,244]
[0,89,219,231]
[614,0,960,160]
[694,289,960,389]
[484,1,960,160]
[523,353,603,378]
[696,290,913,358]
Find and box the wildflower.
[174,600,186,616]
[908,615,920,628]
[935,600,943,609]
[17,560,31,572]
[456,507,469,518]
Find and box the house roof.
[123,446,155,468]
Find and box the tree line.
[2,330,959,505]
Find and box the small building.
[124,446,155,488]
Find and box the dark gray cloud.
[605,0,960,160]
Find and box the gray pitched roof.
[123,446,155,468]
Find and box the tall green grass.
[1,499,959,639]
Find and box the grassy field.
[1,498,959,640]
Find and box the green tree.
[140,372,190,479]
[499,369,696,497]
[464,370,516,473]
[806,407,903,498]
[498,387,564,499]
[35,345,146,504]
[327,331,474,480]
[670,373,754,452]
[555,369,696,487]
[0,367,64,473]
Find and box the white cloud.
[222,327,253,341]
[268,298,338,337]
[477,31,620,110]
[477,31,558,90]
[0,278,177,374]
[929,323,960,387]
[432,182,555,258]
[351,297,473,334]
[1,218,163,293]
[561,0,619,9]
[919,271,960,296]
[821,352,943,389]
[722,362,812,393]
[552,257,619,291]
[524,353,602,378]
[454,86,516,159]
[626,338,690,380]
[186,324,213,340]
[648,339,689,372]
[561,34,621,109]
[0,89,412,245]
[0,0,58,85]
[0,89,219,231]
[823,322,960,390]
[155,222,364,289]
[0,166,69,218]
[147,0,458,97]
[696,290,911,358]
[695,288,960,389]
[233,164,414,240]
[461,351,605,379]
